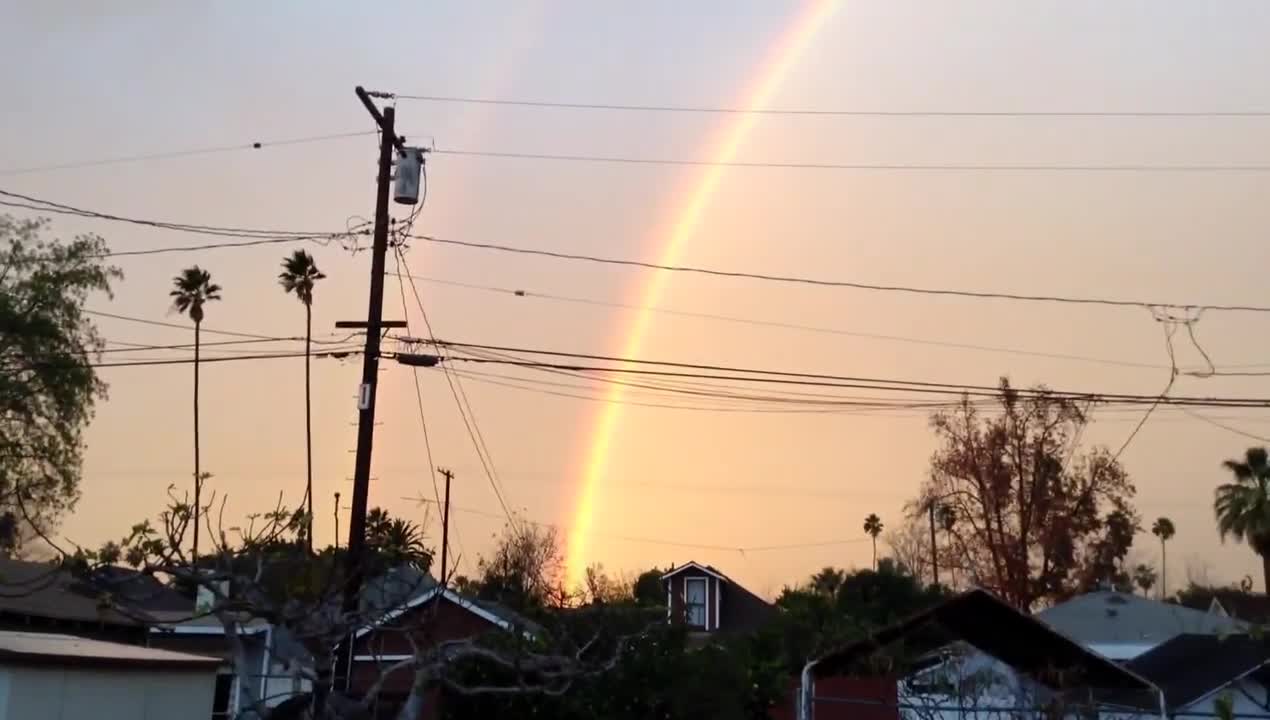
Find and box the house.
[148,614,309,720]
[1183,588,1270,624]
[800,589,1163,720]
[347,578,537,719]
[0,629,219,720]
[0,558,188,645]
[661,562,775,634]
[1038,589,1241,660]
[1125,633,1270,718]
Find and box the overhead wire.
[0,130,376,177]
[85,309,360,344]
[404,497,870,553]
[383,92,1270,119]
[6,349,363,372]
[7,186,1267,314]
[404,234,1270,314]
[431,148,1270,174]
[424,339,1270,408]
[388,242,449,563]
[388,272,1189,372]
[392,242,519,531]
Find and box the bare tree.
[41,493,641,720]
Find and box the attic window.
[684,577,707,628]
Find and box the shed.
[0,629,219,720]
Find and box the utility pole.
[330,86,405,698]
[928,500,939,587]
[439,468,453,588]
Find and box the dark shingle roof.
[814,588,1159,708]
[1126,634,1270,710]
[0,558,172,626]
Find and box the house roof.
[812,589,1159,705]
[1195,591,1270,623]
[661,561,774,632]
[661,562,728,582]
[0,630,218,670]
[1126,634,1270,710]
[355,582,539,640]
[0,558,162,627]
[1038,591,1240,645]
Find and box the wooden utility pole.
[439,468,454,587]
[330,86,404,698]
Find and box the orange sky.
[5,1,1270,596]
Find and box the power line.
[390,272,1192,371]
[0,189,368,255]
[405,497,870,553]
[386,92,1270,119]
[432,148,1270,174]
[11,184,1262,314]
[0,130,376,177]
[393,247,519,528]
[405,234,1270,314]
[8,348,362,372]
[426,339,1270,408]
[84,309,355,345]
[1179,407,1270,443]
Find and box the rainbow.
[564,0,839,587]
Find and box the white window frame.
[684,577,708,629]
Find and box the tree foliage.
[0,216,119,552]
[630,567,664,606]
[918,380,1138,609]
[1215,447,1270,592]
[473,522,566,613]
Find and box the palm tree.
[1151,517,1176,599]
[810,567,845,596]
[170,266,221,562]
[1215,447,1270,592]
[278,250,325,552]
[863,513,884,570]
[1133,563,1158,597]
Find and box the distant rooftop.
[1039,591,1241,645]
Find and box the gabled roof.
[1039,591,1240,645]
[812,588,1159,706]
[355,584,537,639]
[661,562,728,582]
[1127,633,1270,711]
[1201,591,1270,623]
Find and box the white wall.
[1179,678,1270,719]
[0,665,215,720]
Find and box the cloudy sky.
[5,1,1270,595]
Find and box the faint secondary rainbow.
[564,0,839,586]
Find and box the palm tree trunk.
[872,537,877,570]
[304,303,313,553]
[1160,538,1167,600]
[193,321,201,563]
